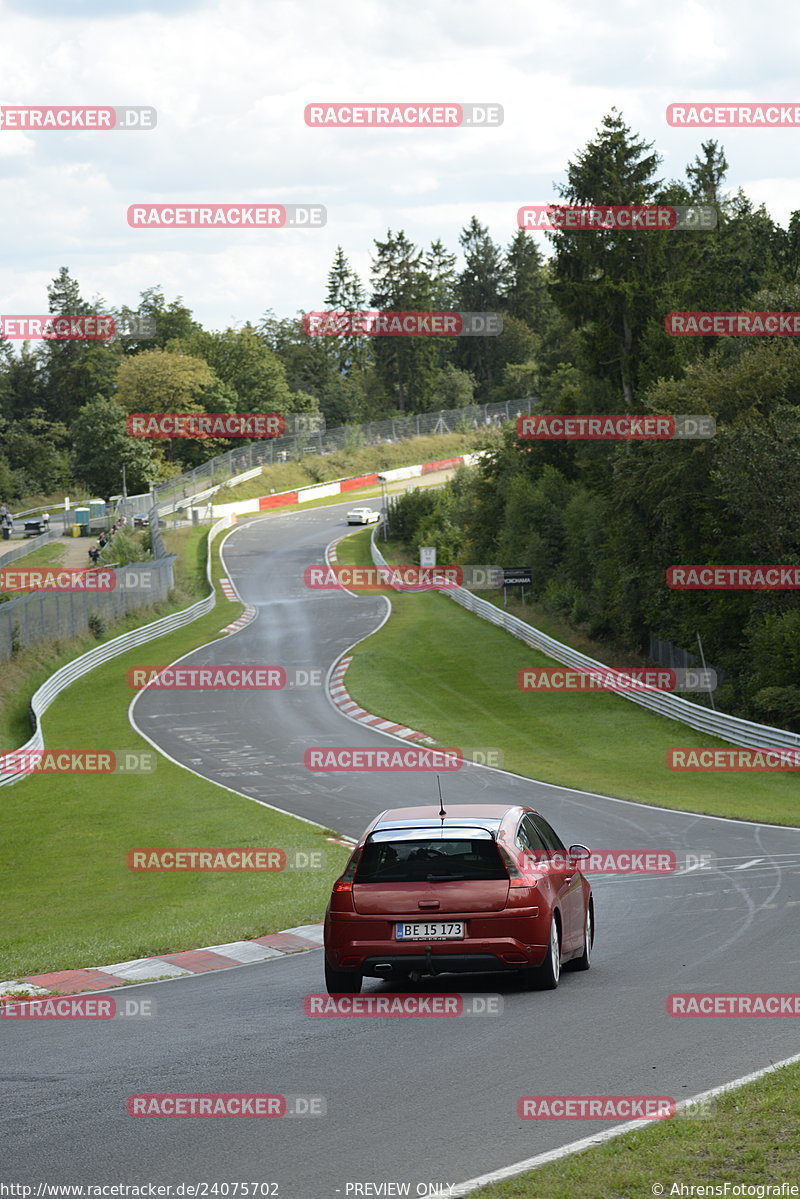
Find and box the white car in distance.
[346,507,382,526]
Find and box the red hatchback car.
[324,803,594,994]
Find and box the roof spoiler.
[366,823,498,839]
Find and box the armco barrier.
[0,514,236,787]
[190,452,486,524]
[421,456,468,474]
[297,482,343,503]
[341,473,379,492]
[146,398,523,516]
[377,465,423,483]
[0,528,60,565]
[120,464,263,521]
[369,533,800,751]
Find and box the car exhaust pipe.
[373,963,393,976]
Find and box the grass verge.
[215,431,484,502]
[471,1059,800,1198]
[0,540,65,572]
[0,523,348,980]
[335,531,800,826]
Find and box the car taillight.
[498,844,538,889]
[332,846,363,892]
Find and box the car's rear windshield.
[354,836,508,883]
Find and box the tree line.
[0,207,564,502]
[380,110,800,729]
[3,108,799,724]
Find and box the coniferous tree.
[454,217,506,397]
[370,230,438,411]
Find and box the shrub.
[88,612,106,639]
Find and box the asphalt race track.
[4,500,800,1196]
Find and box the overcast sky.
[1,0,798,333]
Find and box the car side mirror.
[568,843,591,859]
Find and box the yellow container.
[71,524,82,537]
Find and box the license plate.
[395,921,465,941]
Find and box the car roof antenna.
[437,774,446,821]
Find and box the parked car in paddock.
[23,515,50,536]
[346,506,381,525]
[324,803,594,994]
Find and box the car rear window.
[355,837,508,883]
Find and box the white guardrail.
[0,452,483,785]
[122,464,264,518]
[0,513,235,787]
[0,528,61,565]
[370,532,800,751]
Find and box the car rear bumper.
[325,916,550,975]
[358,952,528,978]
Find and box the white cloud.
[0,0,796,330]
